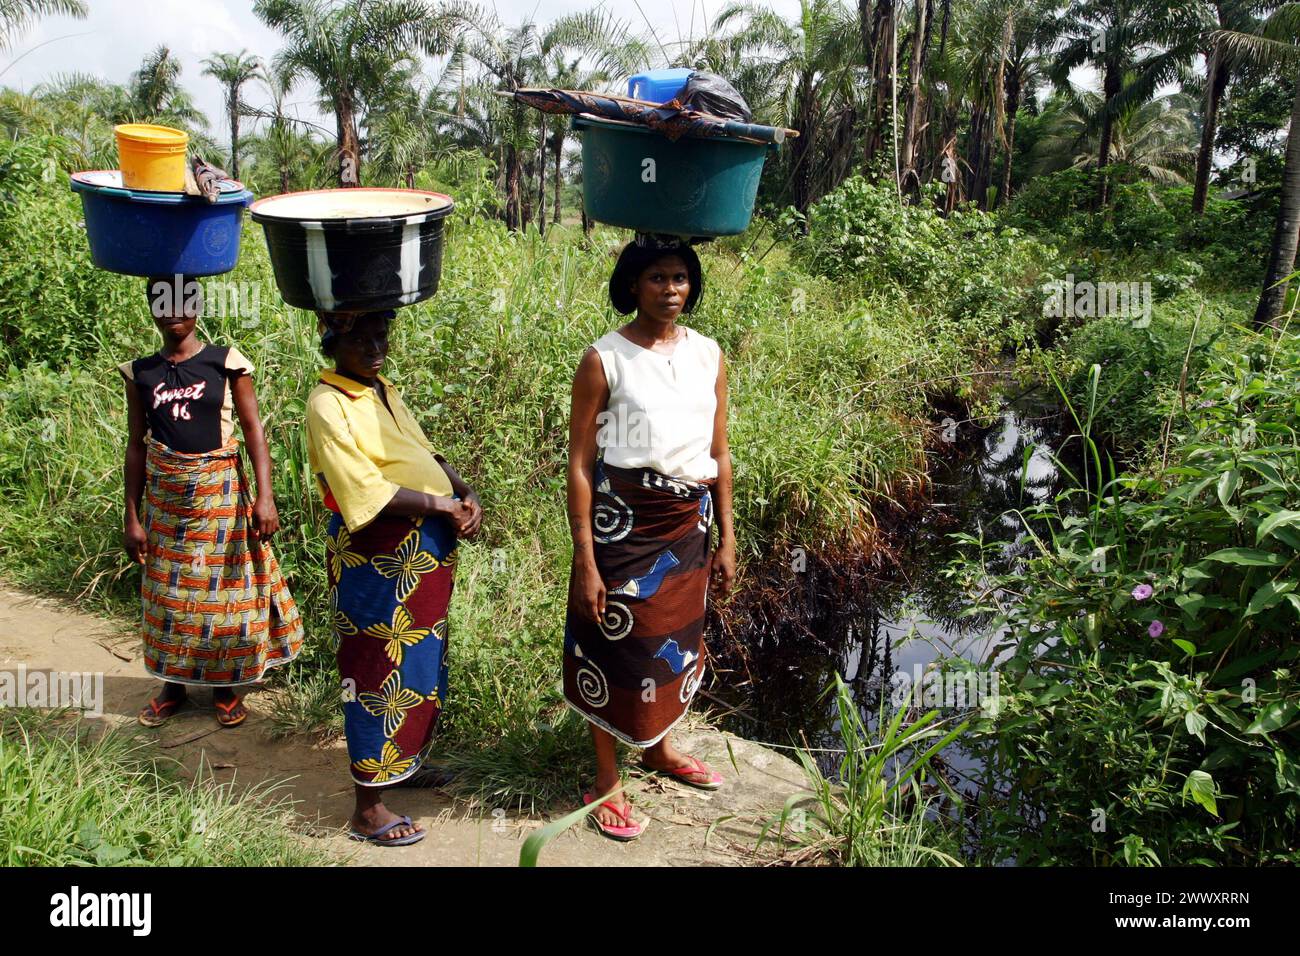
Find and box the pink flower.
[1131,584,1153,601]
[1148,619,1165,638]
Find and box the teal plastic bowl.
[574,115,776,237]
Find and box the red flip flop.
[583,792,644,841]
[638,755,723,790]
[138,696,184,727]
[214,694,247,728]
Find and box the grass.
[760,676,967,866]
[0,709,335,866]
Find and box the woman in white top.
[565,236,736,841]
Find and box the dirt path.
[0,584,809,866]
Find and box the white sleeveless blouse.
[591,326,721,482]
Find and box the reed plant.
[761,675,966,866]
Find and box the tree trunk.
[504,144,521,229]
[996,68,1020,209]
[965,105,988,208]
[864,0,895,168]
[899,0,930,197]
[859,0,874,73]
[517,153,527,230]
[1253,69,1300,329]
[229,94,240,182]
[1096,59,1120,206]
[552,126,564,224]
[1192,41,1230,215]
[336,96,361,187]
[536,116,548,235]
[791,72,817,212]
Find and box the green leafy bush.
[0,135,140,370]
[1004,169,1274,291]
[798,176,1059,357]
[1036,290,1244,461]
[951,336,1300,865]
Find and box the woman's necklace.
[629,321,683,351]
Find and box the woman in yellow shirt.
[306,310,482,847]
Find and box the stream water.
[714,382,1087,790]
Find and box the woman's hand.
[124,517,148,565]
[710,538,737,596]
[252,493,280,540]
[458,488,483,539]
[572,555,606,624]
[430,495,476,537]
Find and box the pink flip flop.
[582,792,644,841]
[638,755,723,791]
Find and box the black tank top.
[125,345,248,454]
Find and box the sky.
[2,0,805,142]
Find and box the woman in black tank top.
[120,276,304,728]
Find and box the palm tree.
[705,0,863,213]
[534,11,648,231]
[993,0,1054,207]
[443,14,543,228]
[202,50,262,180]
[1214,3,1300,327]
[1027,87,1200,183]
[448,7,645,230]
[1189,3,1280,213]
[1051,0,1205,205]
[860,0,897,169]
[126,45,210,140]
[241,70,332,193]
[12,73,122,168]
[951,0,1018,208]
[0,0,86,52]
[254,0,459,186]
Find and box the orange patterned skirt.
[139,436,303,685]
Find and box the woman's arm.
[231,373,278,540]
[123,376,148,565]
[567,348,610,622]
[709,353,736,595]
[383,487,468,525]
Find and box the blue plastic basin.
[70,171,253,277]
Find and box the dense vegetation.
[0,0,1297,865]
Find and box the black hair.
[607,242,703,316]
[319,309,395,359]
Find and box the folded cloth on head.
[503,88,794,145]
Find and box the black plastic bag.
[676,71,752,122]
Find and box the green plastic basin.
[574,114,776,237]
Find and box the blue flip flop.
[348,815,426,847]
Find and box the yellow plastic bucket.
[115,124,188,192]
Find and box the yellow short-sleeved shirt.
[306,370,454,532]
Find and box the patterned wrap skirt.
[140,437,304,685]
[563,461,714,747]
[327,512,456,786]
